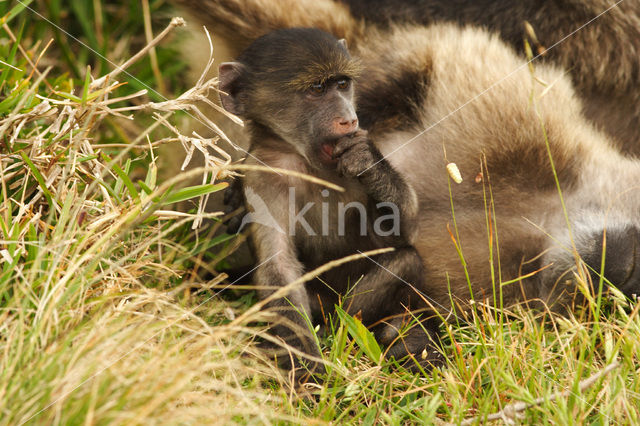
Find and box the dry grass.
[2,4,640,425]
[0,11,300,424]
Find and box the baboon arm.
[174,0,364,50]
[247,189,321,360]
[360,159,419,243]
[252,224,304,289]
[344,247,443,369]
[335,130,419,244]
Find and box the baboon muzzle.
[582,226,640,298]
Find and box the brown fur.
[341,0,640,154]
[175,1,640,356]
[176,0,640,154]
[363,23,634,311]
[173,0,365,53]
[287,58,362,91]
[217,28,441,376]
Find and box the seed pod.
[446,162,462,184]
[524,21,540,45]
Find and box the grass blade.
[335,306,382,365]
[163,182,228,204]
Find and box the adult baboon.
[175,0,640,374]
[178,0,640,155]
[339,0,640,155]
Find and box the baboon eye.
[309,82,326,95]
[336,79,350,90]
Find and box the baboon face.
[218,28,361,169]
[540,198,640,304]
[581,227,640,297]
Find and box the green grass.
[1,2,639,425]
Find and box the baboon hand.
[333,129,381,178]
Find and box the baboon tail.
[173,0,365,49]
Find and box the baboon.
[177,0,640,155]
[218,28,441,376]
[338,0,640,155]
[176,0,640,372]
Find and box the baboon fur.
[341,0,640,155]
[178,0,640,155]
[217,28,440,375]
[174,0,640,370]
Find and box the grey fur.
[176,0,640,376]
[219,28,440,379]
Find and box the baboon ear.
[218,62,247,116]
[338,38,348,50]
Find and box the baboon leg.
[254,253,326,379]
[376,314,444,372]
[343,247,443,370]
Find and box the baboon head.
[541,207,640,306]
[582,226,640,297]
[218,28,362,168]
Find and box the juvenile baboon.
[218,28,441,376]
[176,0,640,372]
